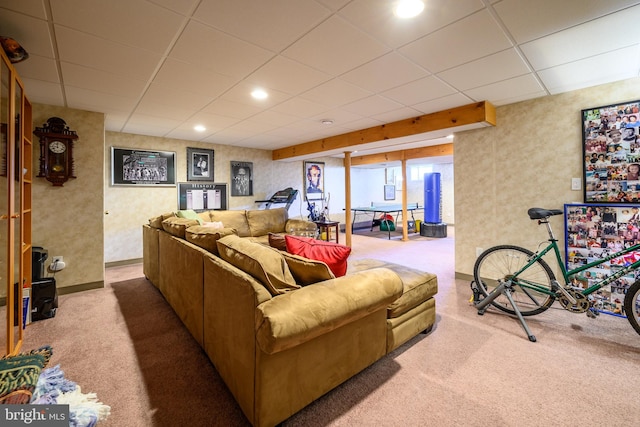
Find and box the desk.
[314,220,340,244]
[350,203,421,239]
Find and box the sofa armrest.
[255,268,403,354]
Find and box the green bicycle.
[471,207,640,342]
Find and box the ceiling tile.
[0,0,47,18]
[147,0,199,15]
[538,46,640,94]
[0,9,53,58]
[19,78,65,106]
[271,97,331,118]
[202,99,263,120]
[400,9,512,73]
[300,78,372,107]
[50,0,185,54]
[341,95,403,116]
[193,0,330,52]
[339,0,484,48]
[122,114,182,137]
[65,86,138,112]
[14,55,59,83]
[315,0,351,12]
[169,21,274,78]
[412,93,476,114]
[464,74,546,105]
[371,107,424,123]
[61,62,147,98]
[341,52,429,92]
[154,58,238,98]
[520,5,640,70]
[141,82,213,112]
[282,15,390,76]
[382,76,457,106]
[187,111,240,132]
[495,0,640,44]
[437,48,531,91]
[220,82,291,109]
[55,26,161,80]
[245,55,331,95]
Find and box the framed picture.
[564,203,640,316]
[582,99,640,203]
[384,184,395,200]
[304,161,324,200]
[177,182,227,211]
[187,147,214,181]
[230,161,253,196]
[111,147,176,186]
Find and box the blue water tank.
[424,172,441,224]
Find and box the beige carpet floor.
[20,228,640,426]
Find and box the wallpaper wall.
[31,104,105,292]
[454,76,640,279]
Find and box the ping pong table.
[350,203,422,239]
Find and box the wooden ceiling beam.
[350,143,454,166]
[272,101,495,161]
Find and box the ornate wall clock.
[34,117,78,186]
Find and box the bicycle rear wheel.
[623,280,640,336]
[474,245,556,316]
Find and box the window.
[410,164,433,181]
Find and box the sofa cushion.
[185,225,237,255]
[284,235,351,277]
[216,235,299,295]
[149,212,176,229]
[177,209,204,224]
[348,259,438,318]
[209,210,251,237]
[162,217,200,238]
[281,251,335,286]
[268,232,287,251]
[246,208,288,237]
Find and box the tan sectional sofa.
[142,207,437,427]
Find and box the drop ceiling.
[2,0,640,161]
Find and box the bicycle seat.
[527,208,563,220]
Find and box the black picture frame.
[384,184,395,200]
[177,182,227,211]
[582,99,640,203]
[187,147,214,181]
[111,147,176,186]
[303,161,324,200]
[230,161,253,197]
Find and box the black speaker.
[31,278,58,321]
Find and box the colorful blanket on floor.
[0,346,110,426]
[32,365,111,427]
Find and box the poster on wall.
[230,161,253,196]
[564,203,640,316]
[111,147,176,186]
[582,100,640,203]
[177,182,227,211]
[303,161,324,200]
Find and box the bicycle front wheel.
[623,280,640,336]
[474,245,556,316]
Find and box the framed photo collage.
[583,100,640,203]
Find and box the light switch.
[571,178,581,190]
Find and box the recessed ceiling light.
[394,0,424,18]
[321,119,334,125]
[251,88,268,100]
[194,125,206,132]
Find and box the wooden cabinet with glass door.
[0,47,32,356]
